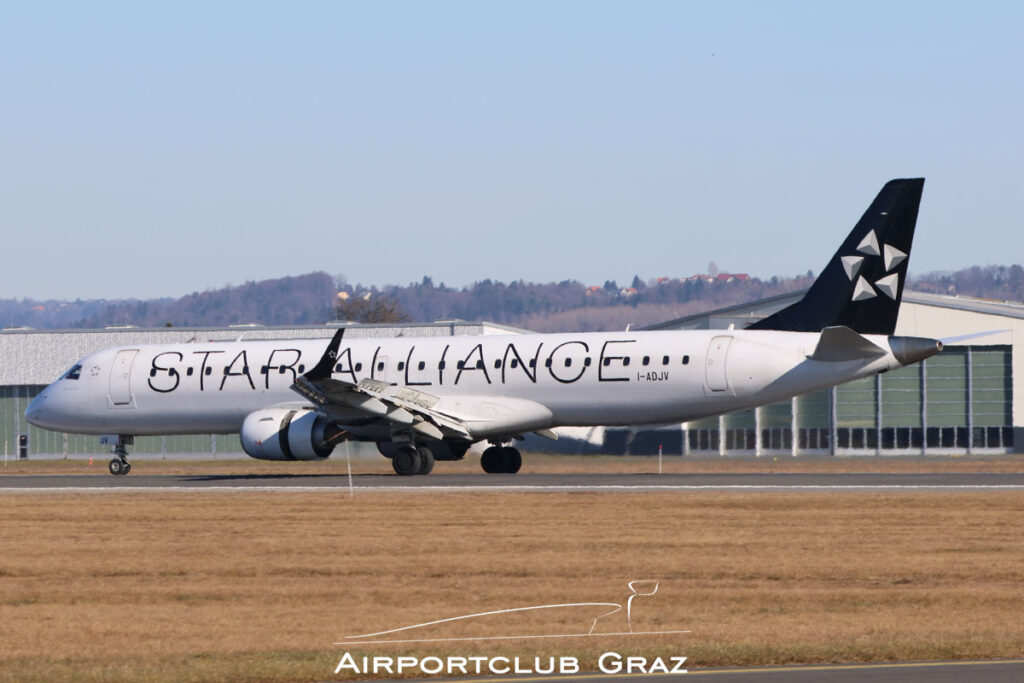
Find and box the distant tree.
[335,294,410,324]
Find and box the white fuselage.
[28,329,904,439]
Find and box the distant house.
[620,287,639,298]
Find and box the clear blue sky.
[2,1,1022,300]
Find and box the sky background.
[2,1,1022,300]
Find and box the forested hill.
[3,265,1023,332]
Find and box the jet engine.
[240,408,344,461]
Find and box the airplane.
[26,178,941,476]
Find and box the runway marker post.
[345,441,354,499]
[658,444,663,474]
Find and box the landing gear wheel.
[480,446,502,473]
[392,447,422,476]
[109,458,129,476]
[416,447,435,475]
[122,462,132,475]
[500,447,522,474]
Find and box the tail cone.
[889,336,943,366]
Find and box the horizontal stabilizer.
[809,326,887,362]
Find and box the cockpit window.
[63,364,82,381]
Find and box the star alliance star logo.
[841,227,907,302]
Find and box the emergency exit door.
[705,336,732,392]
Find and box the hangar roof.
[642,290,1024,331]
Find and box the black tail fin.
[749,178,924,335]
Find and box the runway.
[425,659,1024,683]
[3,472,1024,492]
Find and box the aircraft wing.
[290,329,555,441]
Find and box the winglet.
[305,328,345,382]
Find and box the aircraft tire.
[480,446,502,474]
[416,447,435,475]
[392,447,422,476]
[501,447,522,474]
[109,458,128,476]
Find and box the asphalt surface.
[3,472,1024,491]
[417,660,1024,682]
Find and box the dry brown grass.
[3,452,1024,476]
[0,490,1023,682]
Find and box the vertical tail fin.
[749,178,924,335]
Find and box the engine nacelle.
[240,408,343,461]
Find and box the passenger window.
[584,358,592,367]
[149,369,157,377]
[298,365,305,373]
[662,356,669,365]
[494,360,502,369]
[457,361,465,370]
[642,356,650,366]
[418,361,426,371]
[682,355,690,365]
[334,363,342,372]
[564,358,572,367]
[603,358,612,367]
[529,359,536,368]
[377,362,384,371]
[205,367,213,376]
[355,362,363,372]
[545,359,552,368]
[623,357,631,367]
[476,360,484,369]
[511,359,519,368]
[439,360,446,370]
[188,368,195,376]
[397,361,405,371]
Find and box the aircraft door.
[109,349,139,407]
[705,336,732,392]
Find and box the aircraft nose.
[26,386,54,429]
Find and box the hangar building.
[1,291,1019,459]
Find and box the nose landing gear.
[106,436,133,476]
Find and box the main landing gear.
[391,445,435,476]
[107,436,133,476]
[480,445,522,474]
